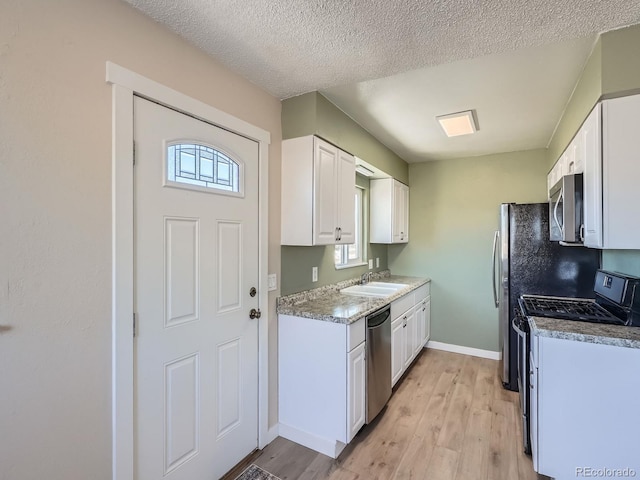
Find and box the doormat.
[235,464,282,480]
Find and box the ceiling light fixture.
[355,164,375,177]
[436,110,478,137]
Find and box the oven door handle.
[512,317,525,336]
[492,230,499,308]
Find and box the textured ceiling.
[126,0,640,99]
[321,37,597,161]
[125,0,640,162]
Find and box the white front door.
[133,96,259,479]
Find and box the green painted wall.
[602,251,640,277]
[388,149,548,352]
[281,92,317,141]
[601,24,640,96]
[281,174,389,295]
[547,40,601,168]
[281,92,409,184]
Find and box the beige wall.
[0,1,281,479]
[388,149,548,351]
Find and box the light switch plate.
[368,259,373,269]
[268,274,277,291]
[312,266,318,282]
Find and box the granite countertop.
[529,316,640,349]
[277,271,430,324]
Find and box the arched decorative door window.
[165,142,243,196]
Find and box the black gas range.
[513,270,640,456]
[519,270,640,326]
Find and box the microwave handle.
[553,189,563,236]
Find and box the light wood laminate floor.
[253,349,543,480]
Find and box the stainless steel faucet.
[361,272,372,284]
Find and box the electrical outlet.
[376,257,380,268]
[312,266,318,282]
[368,259,373,269]
[268,274,277,291]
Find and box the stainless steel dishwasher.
[366,304,392,423]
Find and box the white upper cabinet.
[370,178,409,244]
[582,95,640,249]
[582,104,603,248]
[336,149,356,244]
[281,136,355,246]
[597,95,640,249]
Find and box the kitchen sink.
[340,282,406,298]
[368,282,406,289]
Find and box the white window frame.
[335,186,366,269]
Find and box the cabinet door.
[336,150,356,244]
[530,351,538,472]
[582,104,602,248]
[403,308,417,368]
[391,316,405,386]
[564,141,577,174]
[313,138,339,245]
[424,297,431,345]
[400,183,409,242]
[416,301,425,351]
[573,129,585,174]
[392,181,409,243]
[347,342,366,443]
[601,96,640,249]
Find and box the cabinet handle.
[338,227,342,241]
[335,227,339,241]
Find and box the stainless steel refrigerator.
[492,203,600,391]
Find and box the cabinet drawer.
[347,317,366,351]
[414,283,430,301]
[392,292,415,319]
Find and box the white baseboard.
[278,423,345,459]
[265,424,279,446]
[426,340,502,360]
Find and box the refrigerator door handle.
[492,230,500,308]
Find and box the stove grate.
[519,296,625,325]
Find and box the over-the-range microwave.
[549,173,584,244]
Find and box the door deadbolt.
[249,287,257,297]
[249,308,261,319]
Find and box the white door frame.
[107,62,271,480]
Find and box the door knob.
[249,308,261,319]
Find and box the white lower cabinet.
[391,314,405,386]
[278,314,366,458]
[403,307,417,369]
[531,335,640,478]
[347,342,366,442]
[391,282,431,387]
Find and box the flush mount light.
[436,110,478,137]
